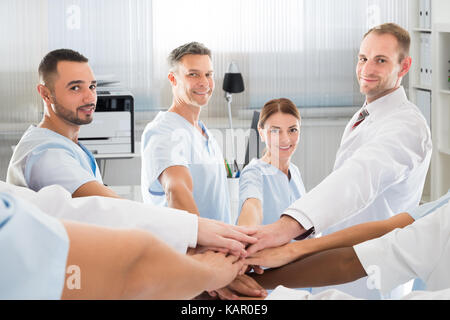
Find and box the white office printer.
[79,88,134,155]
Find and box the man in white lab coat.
[246,23,432,299]
[255,190,450,300]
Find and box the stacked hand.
[197,217,258,257]
[203,216,307,300]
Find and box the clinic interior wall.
[0,0,409,184]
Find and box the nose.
[279,130,290,145]
[83,87,97,104]
[360,59,376,76]
[198,74,211,88]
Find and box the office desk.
[95,153,138,160]
[94,152,141,185]
[109,185,142,202]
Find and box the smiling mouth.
[193,88,211,95]
[360,76,378,82]
[279,145,291,150]
[78,105,96,114]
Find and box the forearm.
[166,185,200,215]
[251,247,366,290]
[238,199,262,226]
[61,221,143,299]
[122,234,214,299]
[292,212,415,260]
[72,180,121,199]
[61,221,211,300]
[159,166,200,215]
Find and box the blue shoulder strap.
[77,142,97,176]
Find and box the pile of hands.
[191,216,304,300]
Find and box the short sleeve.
[238,164,264,214]
[142,128,191,195]
[25,148,97,194]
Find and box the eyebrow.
[268,125,299,130]
[374,55,390,60]
[186,69,214,73]
[358,54,390,60]
[65,80,97,88]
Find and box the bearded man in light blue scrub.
[141,42,231,224]
[7,49,119,199]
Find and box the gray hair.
[168,42,211,72]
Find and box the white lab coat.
[268,200,450,300]
[354,200,450,294]
[267,286,450,300]
[284,87,432,298]
[0,181,198,254]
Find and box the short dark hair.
[364,23,410,63]
[168,42,211,71]
[38,49,88,87]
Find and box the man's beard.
[52,97,95,126]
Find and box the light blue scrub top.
[238,158,306,225]
[8,125,102,194]
[141,111,231,224]
[0,192,69,299]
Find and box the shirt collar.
[164,111,211,141]
[363,86,407,120]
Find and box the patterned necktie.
[352,109,369,130]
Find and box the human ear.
[37,84,52,103]
[398,56,412,78]
[168,72,177,86]
[258,127,266,143]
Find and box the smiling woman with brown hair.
[237,98,306,227]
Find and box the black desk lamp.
[223,62,245,174]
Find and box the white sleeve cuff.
[188,214,199,248]
[282,207,315,232]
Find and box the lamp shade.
[223,61,244,94]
